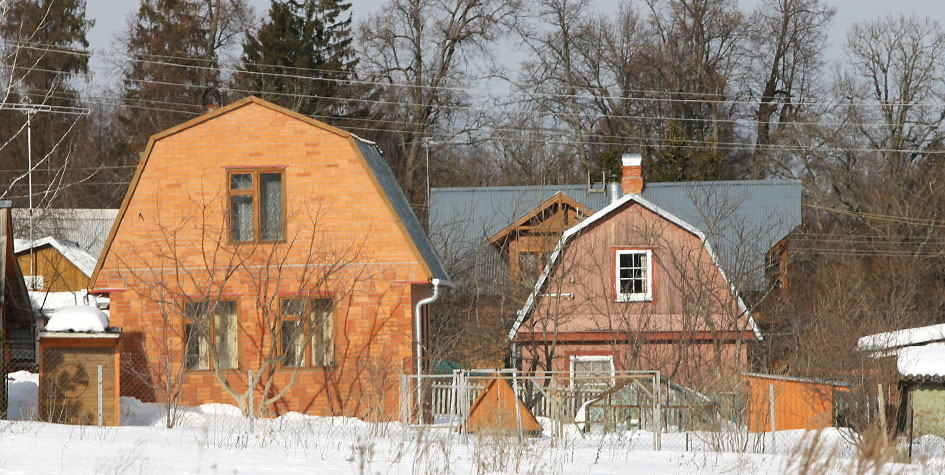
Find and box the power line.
[20,86,945,155]
[10,38,945,109]
[803,203,945,228]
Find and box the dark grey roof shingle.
[355,138,451,283]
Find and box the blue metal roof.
[429,180,801,287]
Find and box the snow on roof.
[44,305,109,333]
[857,323,945,352]
[30,291,99,315]
[898,343,945,378]
[14,236,98,277]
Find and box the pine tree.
[239,0,358,118]
[0,0,94,207]
[117,0,252,160]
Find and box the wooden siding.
[39,337,120,426]
[744,375,843,432]
[16,245,91,292]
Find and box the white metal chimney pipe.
[607,181,622,204]
[414,278,441,412]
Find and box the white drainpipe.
[414,279,441,411]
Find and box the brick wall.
[94,100,432,420]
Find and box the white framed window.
[570,355,616,389]
[615,249,652,302]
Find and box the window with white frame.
[570,355,615,389]
[615,249,652,302]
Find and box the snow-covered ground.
[3,371,944,474]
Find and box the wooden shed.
[896,344,945,441]
[466,374,541,436]
[742,372,849,432]
[15,237,96,292]
[39,329,121,426]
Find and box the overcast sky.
[83,0,945,88]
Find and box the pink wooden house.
[508,157,762,390]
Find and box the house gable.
[508,192,760,341]
[91,96,448,289]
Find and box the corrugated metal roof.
[355,138,451,284]
[430,180,801,287]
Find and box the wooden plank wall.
[40,340,120,426]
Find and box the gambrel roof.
[507,192,762,341]
[91,96,450,286]
[430,180,800,288]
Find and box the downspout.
[414,278,441,398]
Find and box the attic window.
[615,249,652,302]
[228,170,285,243]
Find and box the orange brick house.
[91,96,450,419]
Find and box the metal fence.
[2,343,38,421]
[401,368,882,454]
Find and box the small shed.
[39,305,121,426]
[896,343,945,440]
[742,372,849,432]
[14,237,96,292]
[466,374,541,436]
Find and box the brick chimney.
[621,153,643,195]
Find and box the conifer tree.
[0,0,94,207]
[239,0,358,118]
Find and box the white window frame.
[615,249,652,302]
[569,355,616,389]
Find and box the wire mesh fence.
[400,368,875,454]
[2,341,897,456]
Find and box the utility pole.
[0,98,90,289]
[423,139,437,209]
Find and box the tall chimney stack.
[621,153,643,195]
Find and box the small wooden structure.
[896,344,945,441]
[15,237,96,292]
[466,374,541,435]
[742,372,848,432]
[39,328,121,426]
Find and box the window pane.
[260,173,283,241]
[617,252,649,297]
[311,299,333,366]
[574,358,612,389]
[230,173,252,190]
[185,323,209,370]
[214,302,238,369]
[517,252,541,281]
[231,195,254,241]
[281,320,304,367]
[282,298,305,317]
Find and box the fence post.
[513,370,523,440]
[97,365,103,427]
[248,369,255,432]
[400,372,408,433]
[877,383,886,434]
[769,382,776,455]
[448,371,458,436]
[655,372,662,450]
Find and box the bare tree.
[115,191,381,417]
[357,0,519,205]
[741,0,834,179]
